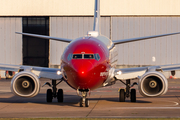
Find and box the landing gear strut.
[43,80,63,103]
[79,90,89,107]
[119,79,137,102]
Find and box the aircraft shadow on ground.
[0,93,152,106]
[1,93,179,106]
[88,97,152,103]
[0,94,81,107]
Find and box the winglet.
[93,0,100,35]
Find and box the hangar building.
[0,0,180,77]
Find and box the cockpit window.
[94,53,100,61]
[73,54,82,59]
[84,54,94,59]
[71,53,100,61]
[67,54,73,61]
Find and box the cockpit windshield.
[84,54,94,59]
[73,54,82,59]
[68,53,100,61]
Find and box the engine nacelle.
[138,71,168,97]
[11,71,40,98]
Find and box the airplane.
[1,0,180,107]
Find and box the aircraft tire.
[119,89,125,102]
[57,89,63,102]
[80,98,83,107]
[130,89,136,102]
[47,89,53,102]
[85,98,89,107]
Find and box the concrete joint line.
[86,95,102,117]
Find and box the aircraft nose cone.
[66,59,108,90]
[71,60,94,88]
[72,60,93,76]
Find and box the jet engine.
[11,71,40,98]
[138,71,168,97]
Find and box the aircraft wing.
[112,32,180,45]
[114,64,180,80]
[16,32,72,43]
[0,63,63,80]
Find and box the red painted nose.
[72,60,93,76]
[71,60,94,88]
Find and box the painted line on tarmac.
[109,107,180,109]
[88,116,180,118]
[154,100,179,106]
[163,100,179,106]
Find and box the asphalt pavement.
[0,78,180,118]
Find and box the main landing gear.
[78,90,89,107]
[119,79,137,102]
[43,80,63,103]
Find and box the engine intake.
[138,71,168,97]
[11,71,40,98]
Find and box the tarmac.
[0,78,180,118]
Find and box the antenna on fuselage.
[93,0,100,35]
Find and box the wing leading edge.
[0,63,62,80]
[112,32,180,45]
[114,64,180,80]
[16,32,72,43]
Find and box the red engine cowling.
[138,71,168,97]
[11,71,40,98]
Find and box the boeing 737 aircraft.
[1,0,180,107]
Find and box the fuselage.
[61,36,113,90]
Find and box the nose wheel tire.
[57,89,64,102]
[130,89,136,102]
[119,89,125,102]
[47,89,53,102]
[78,91,89,107]
[80,98,83,107]
[85,98,89,107]
[79,98,89,107]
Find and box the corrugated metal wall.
[111,17,180,66]
[0,16,180,77]
[0,16,179,67]
[0,17,22,65]
[49,17,110,67]
[50,16,180,67]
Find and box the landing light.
[81,71,84,74]
[117,71,122,75]
[57,71,61,75]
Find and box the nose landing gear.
[78,90,89,107]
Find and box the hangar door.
[23,17,49,67]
